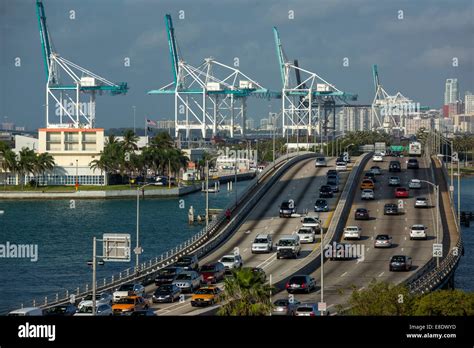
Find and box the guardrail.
[15,151,316,312]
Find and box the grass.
[0,184,174,192]
[446,165,474,176]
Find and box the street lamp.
[437,153,460,227]
[136,182,153,271]
[417,179,440,267]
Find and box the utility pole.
[92,236,97,316]
[132,106,136,134]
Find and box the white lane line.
[340,272,348,277]
[378,271,385,277]
[359,287,365,291]
[243,248,248,253]
[404,236,407,240]
[366,247,370,252]
[373,226,377,230]
[401,248,404,252]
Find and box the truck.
[408,141,422,156]
[374,142,386,155]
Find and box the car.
[276,235,301,259]
[388,176,401,186]
[218,254,243,269]
[295,304,329,316]
[251,234,273,253]
[277,248,298,259]
[7,307,43,316]
[335,161,347,171]
[301,215,322,232]
[174,254,199,270]
[154,266,184,286]
[354,208,370,220]
[360,179,375,190]
[343,226,361,240]
[172,270,202,292]
[74,304,112,316]
[364,171,377,182]
[78,292,112,309]
[314,199,329,212]
[326,169,338,177]
[297,226,316,244]
[272,298,301,316]
[384,203,399,215]
[415,197,428,208]
[125,309,156,316]
[407,158,419,169]
[409,179,422,189]
[279,200,296,217]
[315,157,327,167]
[152,284,181,303]
[319,185,334,198]
[223,268,234,279]
[374,234,392,248]
[370,166,382,175]
[44,304,77,316]
[395,187,409,198]
[327,181,339,193]
[327,174,340,184]
[389,160,401,172]
[389,255,412,271]
[191,286,222,307]
[112,296,148,315]
[373,153,384,162]
[247,267,267,282]
[285,275,316,294]
[113,283,145,302]
[410,224,427,240]
[361,189,374,200]
[199,262,226,284]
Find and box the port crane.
[36,0,128,128]
[149,14,278,139]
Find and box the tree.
[33,153,55,187]
[0,146,17,189]
[121,129,139,152]
[217,268,273,316]
[17,148,36,189]
[412,289,474,316]
[150,132,174,149]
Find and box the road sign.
[452,152,458,161]
[449,185,454,192]
[318,302,327,312]
[103,233,131,262]
[433,243,443,258]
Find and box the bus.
[408,141,422,156]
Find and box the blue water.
[454,176,474,292]
[0,180,251,313]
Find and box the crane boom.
[273,27,286,86]
[165,14,180,85]
[372,64,380,93]
[36,0,54,82]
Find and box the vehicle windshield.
[363,190,373,193]
[316,200,326,205]
[175,273,192,280]
[220,257,235,263]
[156,285,173,292]
[118,284,134,291]
[254,238,269,244]
[303,218,317,223]
[274,299,289,306]
[397,188,407,192]
[376,235,389,240]
[417,197,426,201]
[159,268,178,276]
[297,307,314,312]
[48,306,68,314]
[392,256,405,262]
[412,225,425,230]
[278,239,295,246]
[195,288,215,295]
[317,158,325,162]
[357,209,367,212]
[289,276,306,284]
[78,306,94,313]
[116,298,135,304]
[298,229,312,234]
[280,202,290,209]
[200,265,216,272]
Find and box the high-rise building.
[465,92,474,114]
[444,78,459,105]
[260,118,269,129]
[246,118,255,130]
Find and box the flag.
[146,119,157,127]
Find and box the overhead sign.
[103,233,131,262]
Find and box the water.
[454,176,474,292]
[0,180,251,313]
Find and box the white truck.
[374,142,386,156]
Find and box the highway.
[145,156,350,315]
[270,154,437,312]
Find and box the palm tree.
[121,129,139,152]
[150,132,174,149]
[17,148,36,189]
[217,268,274,316]
[33,153,55,187]
[1,147,17,189]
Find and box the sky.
[0,0,473,130]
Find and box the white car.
[301,215,322,233]
[335,161,347,171]
[410,224,427,240]
[74,304,112,316]
[315,157,327,167]
[361,189,375,200]
[415,197,428,208]
[218,254,243,269]
[296,227,316,243]
[113,283,145,302]
[343,226,361,240]
[78,292,113,309]
[373,153,383,162]
[251,234,273,253]
[409,179,422,189]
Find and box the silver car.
[415,197,428,208]
[388,176,400,186]
[272,298,301,316]
[294,303,329,316]
[78,292,112,309]
[315,157,327,167]
[374,234,392,248]
[172,271,202,292]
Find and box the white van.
[8,307,43,316]
[276,235,301,254]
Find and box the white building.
[465,92,474,114]
[444,79,459,105]
[14,135,39,153]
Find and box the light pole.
[438,153,460,227]
[132,106,136,134]
[320,223,324,316]
[418,179,440,267]
[75,159,79,191]
[136,182,153,271]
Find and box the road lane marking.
[378,272,384,277]
[340,272,347,277]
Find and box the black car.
[319,185,334,198]
[314,199,329,212]
[174,254,199,270]
[285,275,316,294]
[277,248,297,259]
[43,304,77,316]
[389,255,412,271]
[152,284,182,303]
[389,161,401,172]
[384,203,399,215]
[326,170,338,177]
[355,208,370,220]
[364,172,376,182]
[279,201,296,217]
[154,266,184,286]
[407,158,419,169]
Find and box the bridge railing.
[16,151,315,312]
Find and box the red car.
[199,262,225,284]
[395,187,409,198]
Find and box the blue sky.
[1,0,473,130]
